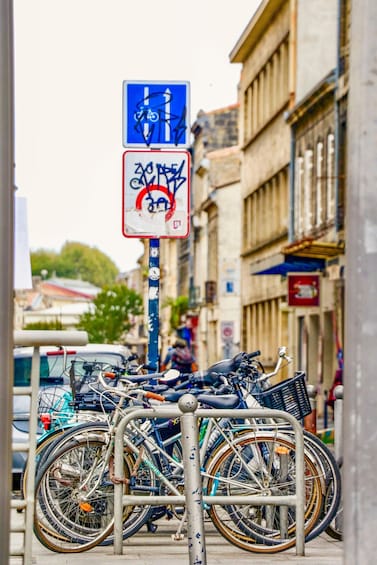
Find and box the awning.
[282,238,345,259]
[250,253,325,276]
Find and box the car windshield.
[14,351,126,387]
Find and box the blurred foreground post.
[344,1,377,562]
[0,0,14,562]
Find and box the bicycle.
[33,351,324,553]
[180,347,341,546]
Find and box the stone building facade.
[158,105,241,367]
[230,0,348,404]
[142,0,350,398]
[230,0,291,371]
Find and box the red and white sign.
[122,149,190,238]
[221,321,234,342]
[288,273,320,307]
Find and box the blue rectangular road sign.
[123,81,190,148]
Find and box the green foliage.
[77,283,143,343]
[162,295,189,331]
[30,249,59,279]
[31,241,119,288]
[23,320,63,330]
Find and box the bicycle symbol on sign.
[133,106,159,123]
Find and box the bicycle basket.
[254,371,311,420]
[68,359,122,411]
[38,386,70,415]
[72,390,122,413]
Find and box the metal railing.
[10,330,88,565]
[113,394,306,564]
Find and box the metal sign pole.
[122,80,191,374]
[147,238,160,371]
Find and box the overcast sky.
[13,0,261,273]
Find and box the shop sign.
[288,273,320,307]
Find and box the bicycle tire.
[203,432,323,553]
[213,423,342,542]
[325,456,343,540]
[34,423,157,550]
[299,430,342,541]
[34,438,118,552]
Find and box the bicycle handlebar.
[96,371,166,403]
[243,349,261,360]
[256,347,293,383]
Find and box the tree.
[31,241,119,287]
[162,295,189,331]
[77,283,143,343]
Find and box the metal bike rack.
[113,394,306,564]
[10,330,88,565]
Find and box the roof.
[41,278,100,299]
[229,0,286,63]
[13,342,132,360]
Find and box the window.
[242,38,289,144]
[304,149,314,232]
[295,156,304,238]
[316,141,324,227]
[243,168,288,251]
[327,132,335,221]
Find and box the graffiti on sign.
[123,81,190,148]
[122,149,190,238]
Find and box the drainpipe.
[288,0,297,242]
[334,0,342,233]
[289,0,297,110]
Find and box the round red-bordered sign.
[135,184,176,222]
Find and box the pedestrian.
[161,338,195,374]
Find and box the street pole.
[344,1,377,562]
[147,238,160,371]
[0,0,14,562]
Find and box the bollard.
[334,385,344,463]
[323,389,328,429]
[304,384,317,434]
[178,394,207,565]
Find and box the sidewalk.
[10,517,343,565]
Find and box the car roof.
[13,343,131,358]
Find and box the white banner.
[14,195,32,289]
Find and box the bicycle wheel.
[22,425,74,499]
[34,420,110,473]
[325,457,343,540]
[22,412,108,497]
[34,438,117,552]
[299,430,341,541]
[34,432,157,552]
[203,432,322,553]
[214,423,342,542]
[258,426,342,541]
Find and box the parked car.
[12,343,133,489]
